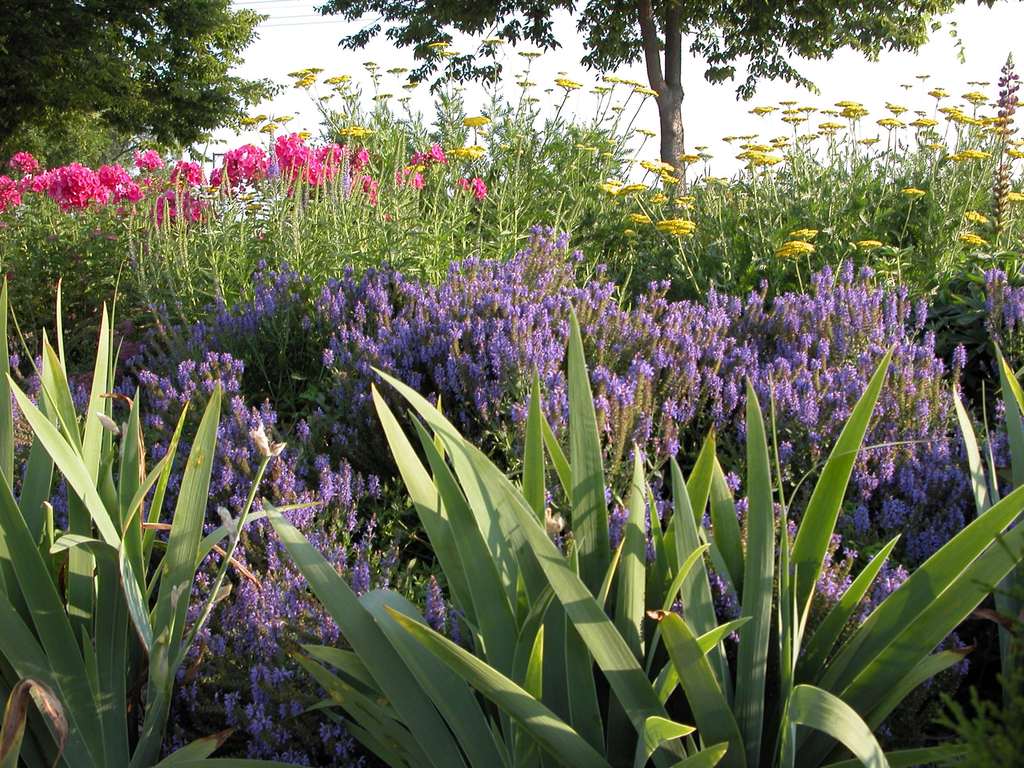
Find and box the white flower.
[95,411,121,436]
[545,508,565,537]
[250,422,286,458]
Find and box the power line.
[261,18,349,28]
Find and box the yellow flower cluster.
[449,145,486,160]
[463,116,491,128]
[776,240,816,258]
[629,213,652,225]
[640,159,676,174]
[338,126,373,139]
[963,210,990,225]
[959,232,988,247]
[877,118,905,129]
[855,240,884,249]
[789,228,818,239]
[950,149,991,162]
[902,187,926,198]
[655,218,697,236]
[555,78,582,91]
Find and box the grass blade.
[734,381,774,767]
[567,311,611,594]
[787,685,887,768]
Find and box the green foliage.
[0,0,272,147]
[317,0,979,165]
[952,346,1024,693]
[0,284,277,766]
[271,315,1017,766]
[940,667,1024,768]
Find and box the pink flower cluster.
[212,144,269,189]
[0,151,196,219]
[0,176,21,213]
[8,151,39,176]
[396,143,447,189]
[134,149,165,171]
[170,160,206,188]
[154,188,205,226]
[273,133,348,186]
[458,176,488,201]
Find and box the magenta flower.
[8,151,39,176]
[133,149,165,171]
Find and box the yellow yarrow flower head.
[841,105,869,119]
[555,78,583,91]
[1007,191,1024,203]
[598,181,623,194]
[615,183,649,195]
[674,195,696,206]
[859,138,881,146]
[339,126,373,139]
[902,187,926,198]
[637,128,657,137]
[855,239,884,249]
[649,192,668,204]
[629,213,652,225]
[1008,148,1024,159]
[964,210,990,225]
[518,50,541,59]
[910,117,938,128]
[928,88,949,99]
[659,172,681,185]
[789,228,818,240]
[751,106,777,115]
[640,159,676,173]
[962,91,988,105]
[656,218,697,236]
[959,232,988,247]
[819,121,846,132]
[776,240,816,258]
[885,102,908,116]
[951,149,991,162]
[877,118,906,129]
[449,145,486,160]
[679,153,702,164]
[633,85,659,97]
[463,116,491,128]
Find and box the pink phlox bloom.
[133,149,165,171]
[8,152,39,176]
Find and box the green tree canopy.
[0,0,272,153]
[319,0,985,170]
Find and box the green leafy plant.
[952,346,1024,690]
[270,313,1024,766]
[0,283,289,767]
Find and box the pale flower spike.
[96,411,121,436]
[250,422,286,458]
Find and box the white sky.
[224,1,1024,174]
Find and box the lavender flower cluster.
[127,226,988,759]
[124,347,392,765]
[171,228,964,559]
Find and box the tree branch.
[637,0,666,94]
[664,5,683,90]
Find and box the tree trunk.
[637,0,685,176]
[656,88,684,172]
